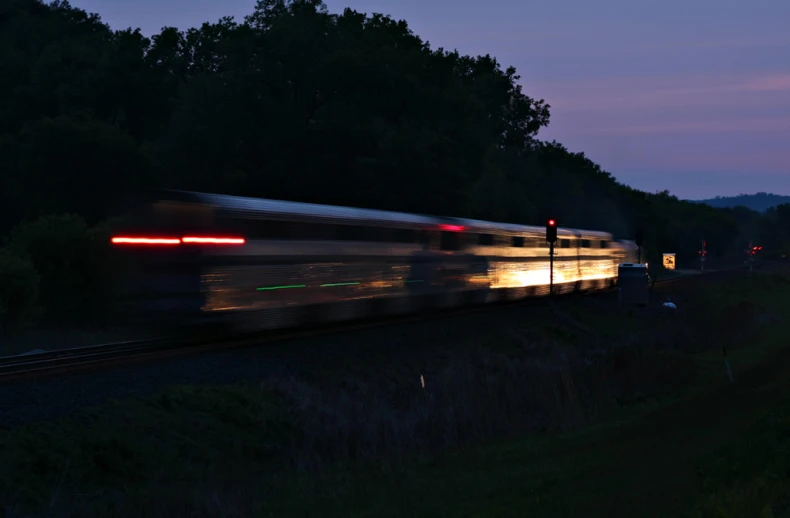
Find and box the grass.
[693,399,790,518]
[1,270,789,517]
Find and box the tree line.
[0,0,785,329]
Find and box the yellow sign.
[662,253,676,270]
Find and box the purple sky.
[74,0,790,199]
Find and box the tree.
[0,116,149,232]
[0,0,756,276]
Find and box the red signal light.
[548,219,556,226]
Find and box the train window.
[363,226,385,241]
[581,239,591,248]
[560,239,571,248]
[477,234,494,246]
[391,228,416,243]
[441,231,462,251]
[601,240,610,248]
[299,222,327,240]
[245,219,418,243]
[256,220,293,239]
[334,224,360,241]
[512,236,524,247]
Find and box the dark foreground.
[1,269,789,517]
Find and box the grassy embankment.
[1,270,789,517]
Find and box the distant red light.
[182,237,246,245]
[440,225,464,232]
[111,237,180,245]
[548,219,556,226]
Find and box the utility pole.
[699,239,706,271]
[747,241,754,271]
[635,227,644,264]
[546,218,558,298]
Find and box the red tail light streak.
[182,237,246,245]
[439,224,465,232]
[111,237,181,245]
[111,236,246,246]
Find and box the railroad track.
[0,271,721,383]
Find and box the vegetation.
[1,3,787,515]
[1,0,788,328]
[1,271,789,516]
[695,192,790,213]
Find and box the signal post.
[635,227,644,263]
[746,243,763,270]
[546,218,557,298]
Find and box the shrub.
[0,250,41,331]
[5,214,111,325]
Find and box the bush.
[5,214,112,325]
[0,250,41,331]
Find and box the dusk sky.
[74,0,790,199]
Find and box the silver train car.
[109,191,639,333]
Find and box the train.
[109,190,639,334]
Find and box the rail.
[0,271,715,383]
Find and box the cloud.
[638,151,790,173]
[532,73,790,112]
[743,74,790,91]
[576,116,790,136]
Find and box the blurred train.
[109,190,639,334]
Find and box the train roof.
[454,218,612,239]
[159,190,614,238]
[164,190,438,227]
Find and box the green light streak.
[256,284,306,291]
[320,282,361,287]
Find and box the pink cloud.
[646,151,790,173]
[576,116,790,136]
[743,74,790,91]
[531,73,790,112]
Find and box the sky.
[73,0,790,199]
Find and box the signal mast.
[546,218,557,297]
[698,240,707,271]
[746,242,763,270]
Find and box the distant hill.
[693,192,790,212]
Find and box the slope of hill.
[694,193,790,212]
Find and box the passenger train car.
[109,190,639,334]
